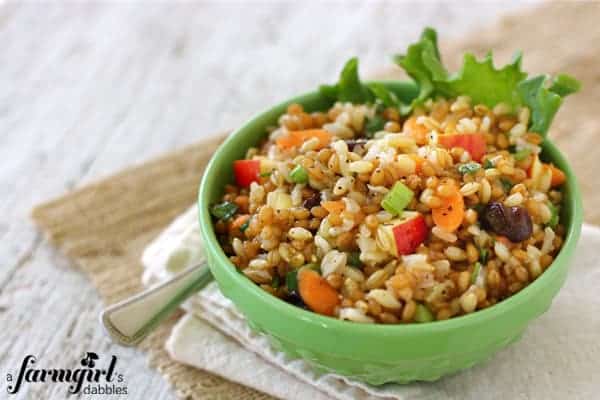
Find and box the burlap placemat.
[33,137,268,399]
[32,3,599,399]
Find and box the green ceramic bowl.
[198,81,583,384]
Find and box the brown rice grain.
[432,226,458,243]
[466,242,479,263]
[401,300,417,322]
[457,271,471,293]
[445,246,467,261]
[365,269,389,290]
[459,291,478,313]
[380,312,400,324]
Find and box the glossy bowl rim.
[198,81,583,336]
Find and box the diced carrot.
[275,134,302,149]
[407,153,424,173]
[403,116,429,145]
[548,164,566,187]
[229,214,250,234]
[432,189,465,232]
[276,129,332,150]
[300,129,332,148]
[298,269,339,316]
[321,200,345,214]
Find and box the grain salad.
[210,28,580,323]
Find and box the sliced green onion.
[483,159,494,169]
[347,252,363,269]
[458,162,481,175]
[240,217,251,232]
[365,115,385,138]
[547,202,560,228]
[472,204,485,215]
[513,148,531,161]
[500,178,513,192]
[286,270,298,293]
[210,201,238,220]
[479,248,488,264]
[271,275,281,289]
[381,181,414,215]
[260,171,272,177]
[414,303,434,323]
[471,262,482,285]
[289,165,309,184]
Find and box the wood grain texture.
[0,2,538,399]
[31,139,273,400]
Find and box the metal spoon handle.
[100,262,211,346]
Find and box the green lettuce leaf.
[319,57,373,104]
[517,74,581,134]
[393,27,580,135]
[320,58,407,109]
[440,51,527,109]
[321,27,580,136]
[549,73,582,97]
[393,27,448,107]
[393,31,527,111]
[367,82,402,108]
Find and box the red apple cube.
[379,212,429,257]
[392,212,428,255]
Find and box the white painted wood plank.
[0,2,535,399]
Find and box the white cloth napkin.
[142,206,600,400]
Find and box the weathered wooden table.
[0,2,533,399]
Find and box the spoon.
[100,262,211,346]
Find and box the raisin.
[481,201,533,242]
[302,192,321,209]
